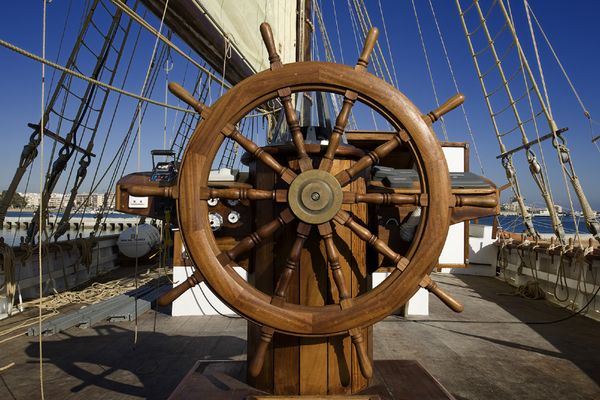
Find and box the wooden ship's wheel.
[118,23,498,397]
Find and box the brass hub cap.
[288,169,343,224]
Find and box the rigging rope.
[427,0,484,174]
[376,0,399,88]
[110,0,230,89]
[500,0,599,242]
[525,2,589,121]
[0,38,195,114]
[346,0,379,131]
[505,0,564,242]
[38,1,47,397]
[77,10,146,226]
[410,0,449,141]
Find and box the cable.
[0,37,195,114]
[410,0,448,141]
[38,1,47,397]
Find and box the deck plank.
[1,274,599,399]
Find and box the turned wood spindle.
[320,93,357,172]
[225,209,294,261]
[334,209,404,265]
[157,269,203,307]
[279,88,312,171]
[224,128,297,184]
[127,185,176,199]
[349,327,373,379]
[356,27,379,71]
[319,223,373,379]
[424,93,465,125]
[249,223,312,378]
[335,135,403,186]
[320,26,378,171]
[273,222,311,300]
[319,223,350,301]
[249,325,275,377]
[420,275,464,313]
[454,194,498,208]
[260,22,282,68]
[168,82,207,115]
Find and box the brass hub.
[288,169,343,224]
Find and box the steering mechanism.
[165,23,474,388]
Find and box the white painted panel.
[172,266,246,316]
[442,147,465,172]
[439,222,465,264]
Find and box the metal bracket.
[28,123,96,157]
[496,127,568,159]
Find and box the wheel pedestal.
[247,154,371,396]
[168,360,456,399]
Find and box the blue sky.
[0,0,599,210]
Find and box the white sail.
[195,0,297,73]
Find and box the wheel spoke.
[248,325,275,377]
[279,88,312,171]
[320,27,379,172]
[260,23,311,172]
[260,22,283,69]
[319,92,357,172]
[220,208,295,262]
[222,126,296,184]
[318,222,373,379]
[335,135,404,187]
[273,222,312,301]
[318,222,351,302]
[342,191,426,207]
[157,270,203,307]
[201,187,287,202]
[420,275,464,313]
[333,209,409,270]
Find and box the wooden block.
[249,396,379,399]
[298,236,328,394]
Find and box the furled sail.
[140,0,297,84]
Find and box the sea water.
[478,215,591,236]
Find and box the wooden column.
[248,154,370,396]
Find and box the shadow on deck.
[375,274,600,400]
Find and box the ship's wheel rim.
[177,61,451,336]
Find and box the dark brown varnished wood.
[168,82,209,116]
[249,326,276,378]
[274,223,311,300]
[157,269,203,307]
[420,275,464,313]
[343,191,424,206]
[223,127,297,184]
[260,23,282,69]
[423,93,465,125]
[335,136,404,187]
[334,209,408,270]
[177,60,452,335]
[319,222,373,379]
[319,28,378,171]
[200,187,286,202]
[222,209,295,262]
[279,88,312,172]
[125,184,176,199]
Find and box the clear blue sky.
[0,0,599,210]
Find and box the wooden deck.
[1,274,599,399]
